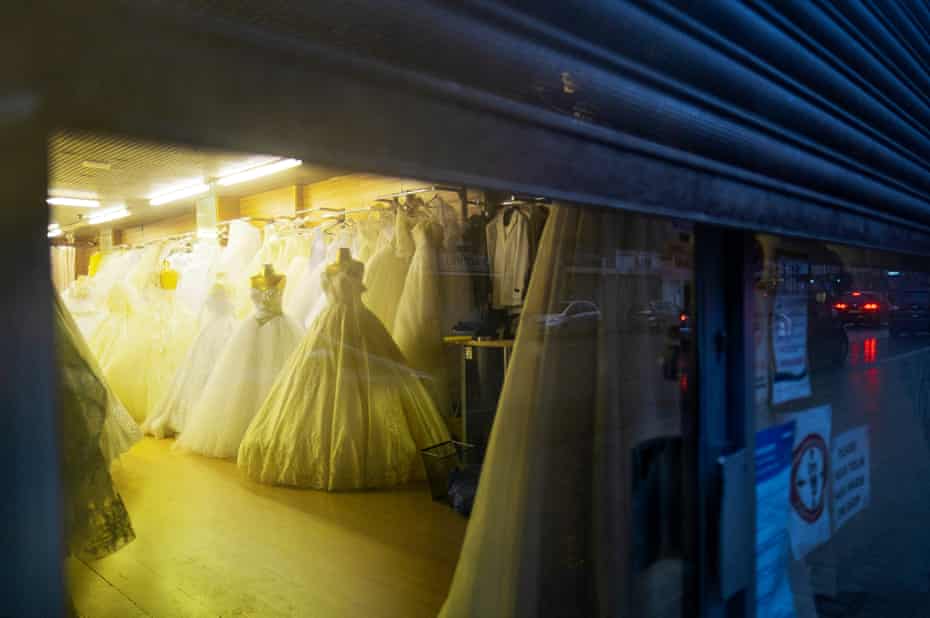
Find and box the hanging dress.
[238,249,450,490]
[55,290,135,561]
[141,284,198,422]
[283,228,325,321]
[393,220,451,416]
[142,280,238,438]
[288,230,352,328]
[65,282,143,463]
[363,212,414,332]
[62,275,104,339]
[176,271,303,458]
[90,283,157,422]
[435,201,478,334]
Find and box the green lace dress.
[56,291,135,560]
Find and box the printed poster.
[782,405,832,559]
[832,426,870,532]
[772,254,811,405]
[755,422,796,618]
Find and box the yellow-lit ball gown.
[238,249,450,491]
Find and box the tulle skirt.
[237,301,450,490]
[143,315,237,438]
[175,314,303,458]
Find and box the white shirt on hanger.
[486,208,531,308]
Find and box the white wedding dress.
[363,213,414,332]
[393,220,451,416]
[62,275,104,338]
[283,229,325,320]
[238,249,450,490]
[143,281,238,438]
[176,282,303,458]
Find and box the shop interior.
[52,128,702,616]
[51,129,554,617]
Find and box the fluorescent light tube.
[87,206,130,225]
[217,158,301,186]
[47,196,100,208]
[149,182,210,206]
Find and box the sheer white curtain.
[441,204,688,618]
[50,245,76,291]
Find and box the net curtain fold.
[441,203,679,617]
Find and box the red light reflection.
[863,337,877,363]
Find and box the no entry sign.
[782,405,832,559]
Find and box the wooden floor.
[68,438,467,617]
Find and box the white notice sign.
[832,426,870,532]
[772,255,811,405]
[782,405,832,559]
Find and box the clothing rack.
[375,184,479,220]
[499,194,550,207]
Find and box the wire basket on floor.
[421,440,476,500]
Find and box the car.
[628,300,682,333]
[832,291,883,328]
[539,300,601,328]
[662,304,846,380]
[889,289,930,336]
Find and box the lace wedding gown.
[55,290,135,560]
[238,249,450,490]
[143,281,238,438]
[176,281,303,458]
[141,287,197,422]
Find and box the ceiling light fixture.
[47,223,62,238]
[87,206,130,225]
[47,196,101,208]
[149,181,210,206]
[217,158,302,186]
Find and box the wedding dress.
[174,240,221,314]
[363,213,414,332]
[142,280,238,438]
[302,231,355,328]
[55,290,134,560]
[238,249,450,490]
[62,275,104,338]
[289,229,354,328]
[283,229,325,319]
[62,284,142,463]
[435,201,478,334]
[141,285,197,421]
[393,219,451,416]
[176,267,303,458]
[88,282,140,377]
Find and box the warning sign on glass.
[782,405,832,560]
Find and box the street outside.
[801,327,930,617]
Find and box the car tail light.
[852,291,862,296]
[679,313,687,322]
[834,302,848,310]
[863,303,879,311]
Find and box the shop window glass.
[52,132,694,617]
[753,234,930,617]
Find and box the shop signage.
[832,426,870,531]
[783,405,832,559]
[754,421,796,618]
